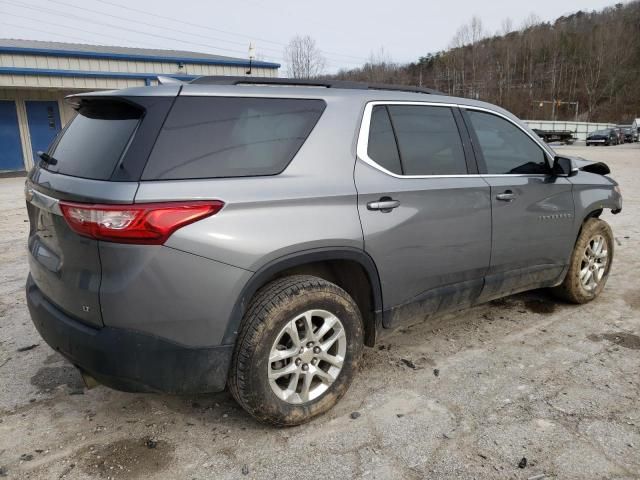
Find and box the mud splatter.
[489,298,515,308]
[587,332,640,350]
[523,298,556,314]
[30,365,84,391]
[78,438,174,479]
[43,353,64,365]
[623,289,640,311]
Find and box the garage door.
[0,101,24,172]
[25,101,62,165]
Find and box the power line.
[93,0,369,63]
[2,12,164,49]
[0,20,114,46]
[48,0,364,66]
[1,0,282,62]
[48,0,267,53]
[235,0,369,62]
[2,0,363,69]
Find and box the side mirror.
[552,156,578,177]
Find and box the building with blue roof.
[0,38,280,172]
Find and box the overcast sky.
[0,0,623,73]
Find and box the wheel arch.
[223,247,383,347]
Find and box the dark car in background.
[619,126,636,143]
[586,129,619,146]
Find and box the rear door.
[461,108,575,300]
[355,102,491,327]
[26,95,171,327]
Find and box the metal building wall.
[0,52,276,90]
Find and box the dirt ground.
[0,143,639,480]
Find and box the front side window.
[387,105,467,176]
[466,110,549,175]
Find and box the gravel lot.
[0,143,638,480]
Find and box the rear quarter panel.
[134,95,364,271]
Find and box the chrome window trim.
[356,100,555,179]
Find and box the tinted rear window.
[367,105,402,175]
[46,99,141,180]
[142,97,326,180]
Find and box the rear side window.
[46,99,141,180]
[142,97,326,180]
[387,105,467,175]
[367,106,402,175]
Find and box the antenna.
[246,42,255,75]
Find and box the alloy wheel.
[268,309,347,404]
[580,234,608,291]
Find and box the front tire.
[552,218,613,304]
[228,275,364,426]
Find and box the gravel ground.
[0,143,638,480]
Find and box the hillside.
[333,2,640,123]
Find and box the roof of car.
[68,76,524,128]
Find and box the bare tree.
[330,2,640,122]
[284,35,326,79]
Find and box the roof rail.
[157,75,185,85]
[189,76,440,94]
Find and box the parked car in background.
[612,127,623,144]
[616,125,635,143]
[25,77,622,426]
[532,128,575,144]
[586,129,619,146]
[633,118,640,141]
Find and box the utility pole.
[246,42,255,75]
[533,99,579,121]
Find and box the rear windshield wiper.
[37,151,58,166]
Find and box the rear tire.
[228,275,364,426]
[552,218,613,304]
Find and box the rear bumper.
[26,275,232,394]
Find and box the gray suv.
[25,77,622,426]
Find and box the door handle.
[496,191,516,202]
[367,197,400,212]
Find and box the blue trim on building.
[0,66,198,81]
[0,46,280,69]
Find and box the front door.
[462,108,575,300]
[25,101,62,164]
[355,103,491,328]
[0,101,24,171]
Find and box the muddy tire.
[552,218,614,304]
[228,275,364,427]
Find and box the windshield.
[591,130,610,136]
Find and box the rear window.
[46,99,142,180]
[142,97,326,180]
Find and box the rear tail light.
[59,200,224,245]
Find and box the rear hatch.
[26,91,177,327]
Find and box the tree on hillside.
[331,1,640,122]
[284,35,326,79]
